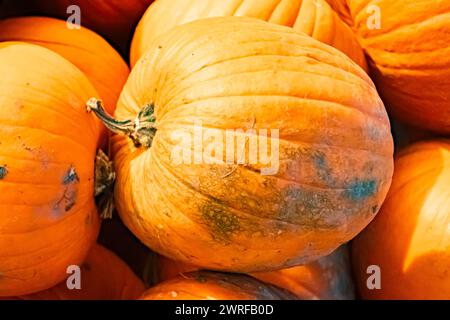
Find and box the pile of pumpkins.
[0,0,448,300]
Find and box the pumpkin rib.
[156,137,388,191]
[0,122,93,155]
[149,152,366,233]
[160,93,386,127]
[0,200,92,238]
[357,11,450,40]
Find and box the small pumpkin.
[352,140,450,299]
[0,42,102,296]
[6,244,145,300]
[89,17,393,273]
[130,0,367,70]
[348,0,450,134]
[141,271,296,300]
[0,17,129,115]
[156,245,355,300]
[34,0,153,53]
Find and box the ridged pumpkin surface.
[8,244,145,300]
[348,0,450,133]
[352,140,450,299]
[107,17,393,273]
[156,245,355,300]
[0,42,102,296]
[0,17,129,114]
[141,271,297,300]
[130,0,367,70]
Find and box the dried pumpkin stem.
[94,149,116,219]
[86,97,157,148]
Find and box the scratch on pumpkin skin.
[0,166,7,179]
[53,166,80,214]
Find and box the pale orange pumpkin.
[6,244,145,300]
[0,42,102,296]
[348,0,450,134]
[0,17,129,115]
[89,17,393,273]
[156,245,355,300]
[130,0,367,70]
[141,271,297,300]
[352,140,450,299]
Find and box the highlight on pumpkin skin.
[0,16,129,115]
[0,42,102,296]
[2,244,145,300]
[130,0,368,71]
[154,245,355,300]
[102,16,394,273]
[347,0,450,134]
[352,140,450,299]
[141,271,297,300]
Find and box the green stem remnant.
[86,98,157,148]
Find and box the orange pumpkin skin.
[34,0,153,53]
[352,140,450,300]
[7,245,145,300]
[348,0,450,134]
[141,271,296,300]
[156,246,355,300]
[0,17,129,115]
[324,0,353,26]
[105,17,393,273]
[0,42,102,296]
[130,0,367,70]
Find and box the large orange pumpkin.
[156,245,355,300]
[34,0,153,53]
[352,140,450,299]
[0,17,129,115]
[6,244,145,300]
[89,17,394,273]
[130,0,367,70]
[141,271,296,300]
[0,42,102,296]
[348,0,450,134]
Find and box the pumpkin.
[352,140,450,299]
[0,17,129,115]
[324,0,353,26]
[88,17,394,273]
[347,0,450,134]
[156,245,355,300]
[6,244,145,300]
[34,0,153,53]
[0,42,102,296]
[130,0,367,70]
[141,271,297,300]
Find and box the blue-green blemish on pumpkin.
[312,151,334,185]
[0,166,7,179]
[345,180,377,201]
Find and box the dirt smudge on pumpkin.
[278,185,334,227]
[63,166,79,185]
[0,166,8,179]
[312,151,335,186]
[201,201,240,244]
[344,179,377,201]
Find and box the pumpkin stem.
[87,98,157,148]
[94,149,115,219]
